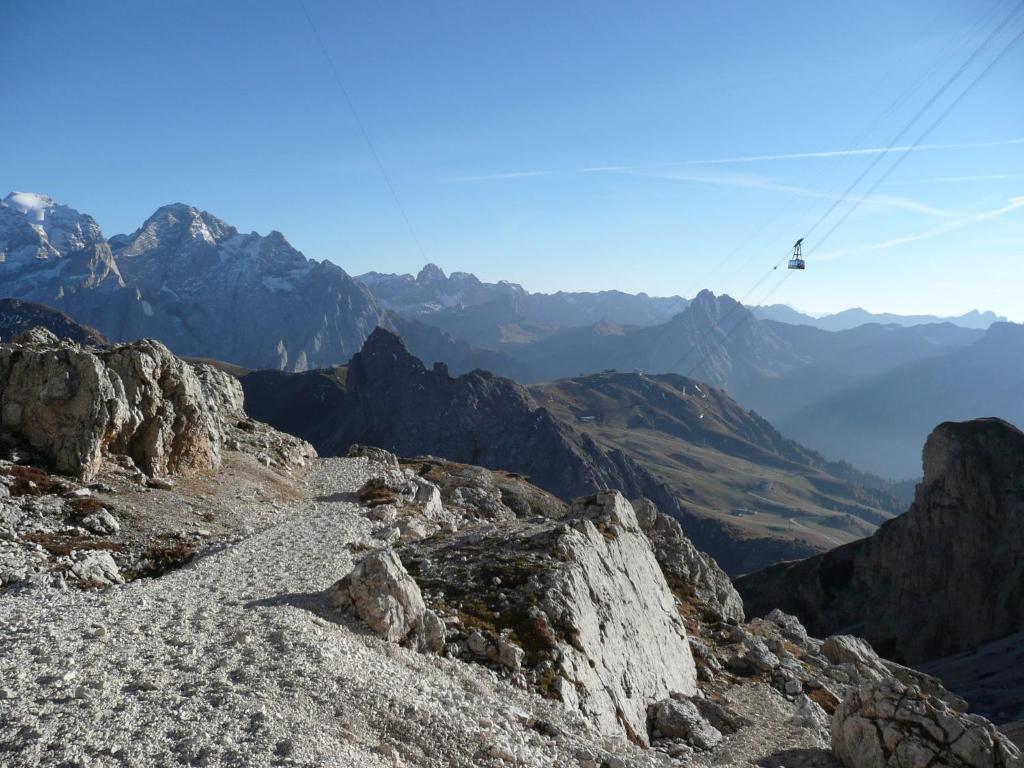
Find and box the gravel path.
[0,458,618,768]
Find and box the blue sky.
[3,0,1022,320]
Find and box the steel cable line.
[666,1,1023,383]
[800,0,1024,243]
[678,0,1008,302]
[297,0,430,262]
[807,22,1024,256]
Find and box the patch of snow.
[141,300,154,317]
[262,276,296,293]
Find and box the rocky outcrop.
[832,680,1022,768]
[335,449,999,763]
[0,334,245,480]
[328,549,444,652]
[544,492,698,743]
[360,482,698,745]
[737,418,1024,664]
[634,497,745,622]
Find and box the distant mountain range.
[3,191,1020,479]
[359,263,691,329]
[753,303,1007,331]
[384,288,1020,478]
[359,262,1007,332]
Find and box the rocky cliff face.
[320,447,1008,765]
[0,194,383,371]
[737,418,1024,664]
[0,331,244,480]
[384,489,699,744]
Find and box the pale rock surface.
[832,679,1023,768]
[634,497,745,623]
[68,551,123,586]
[650,697,723,750]
[330,548,424,643]
[543,492,698,743]
[79,508,120,535]
[0,335,243,480]
[822,635,889,679]
[395,490,697,745]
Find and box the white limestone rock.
[79,509,120,535]
[327,548,444,654]
[633,497,744,623]
[69,551,123,586]
[832,679,1023,768]
[0,336,243,481]
[329,549,425,643]
[649,697,723,750]
[822,635,889,680]
[546,492,698,745]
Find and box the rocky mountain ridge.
[236,328,903,574]
[0,193,383,371]
[358,263,691,329]
[361,261,1004,333]
[753,304,1006,331]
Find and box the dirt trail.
[0,458,602,768]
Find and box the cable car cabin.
[788,238,805,270]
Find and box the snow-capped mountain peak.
[1,191,105,261]
[3,191,59,222]
[117,203,237,258]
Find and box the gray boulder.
[79,508,120,535]
[328,549,426,643]
[832,679,1022,768]
[766,608,811,647]
[69,551,123,586]
[0,336,243,480]
[347,444,401,471]
[650,697,723,750]
[328,548,443,652]
[822,635,889,679]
